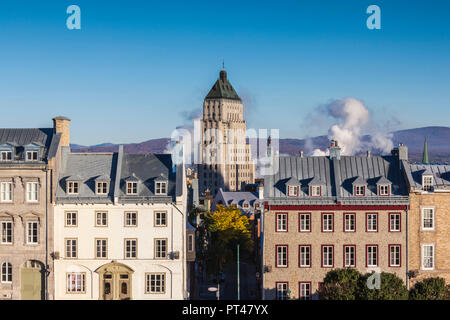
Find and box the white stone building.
[53,146,191,300]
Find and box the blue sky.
[0,0,449,145]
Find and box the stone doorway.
[96,262,133,300]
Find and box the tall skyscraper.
[198,70,255,195]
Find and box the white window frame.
[299,213,310,232]
[1,221,13,244]
[0,182,12,202]
[125,239,137,259]
[379,184,389,196]
[1,262,12,283]
[276,282,288,300]
[155,181,167,195]
[299,245,311,267]
[344,213,355,232]
[421,243,434,270]
[276,245,288,268]
[299,282,311,300]
[155,238,168,259]
[65,238,78,258]
[154,211,167,227]
[322,213,333,232]
[66,272,86,293]
[26,150,39,161]
[367,245,378,267]
[389,213,401,232]
[322,246,333,267]
[26,221,38,244]
[366,213,378,232]
[125,212,137,227]
[389,245,401,267]
[146,273,166,294]
[421,207,435,230]
[0,151,12,161]
[276,213,288,232]
[95,211,108,227]
[96,182,108,195]
[95,238,108,259]
[65,212,77,227]
[26,182,38,202]
[67,181,79,195]
[311,185,321,197]
[126,182,138,195]
[354,185,365,196]
[287,185,298,197]
[422,175,433,191]
[344,245,356,267]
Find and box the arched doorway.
[96,262,134,300]
[20,260,45,300]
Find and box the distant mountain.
[71,127,450,163]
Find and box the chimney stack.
[367,150,371,158]
[53,116,71,147]
[329,140,341,160]
[300,150,304,158]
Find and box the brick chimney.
[53,116,71,147]
[329,140,341,160]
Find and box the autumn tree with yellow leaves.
[204,205,253,277]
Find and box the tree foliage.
[409,277,450,300]
[358,272,408,300]
[318,268,362,300]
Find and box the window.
[1,222,12,244]
[322,245,333,267]
[0,151,12,161]
[26,150,38,161]
[379,185,389,196]
[366,213,378,232]
[95,211,108,227]
[146,273,165,294]
[125,212,137,227]
[0,182,12,202]
[422,208,434,230]
[299,282,311,300]
[155,211,167,227]
[26,182,38,202]
[354,185,365,196]
[422,175,433,191]
[67,181,79,195]
[1,262,12,283]
[310,185,321,197]
[422,244,434,270]
[65,239,77,258]
[126,182,137,195]
[389,245,401,267]
[95,239,108,259]
[389,213,401,232]
[299,213,311,232]
[299,245,311,267]
[65,212,77,227]
[96,182,108,195]
[155,239,167,259]
[276,245,288,267]
[125,239,137,259]
[276,213,288,232]
[287,185,298,197]
[344,213,355,232]
[26,222,38,244]
[322,213,333,232]
[344,245,356,267]
[276,282,288,300]
[66,273,86,293]
[155,182,167,195]
[366,245,378,267]
[188,234,194,252]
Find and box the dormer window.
[354,185,365,196]
[0,151,12,161]
[96,182,109,195]
[287,185,298,197]
[310,185,321,197]
[155,181,167,195]
[127,182,138,195]
[379,185,390,196]
[67,181,79,195]
[422,175,433,191]
[26,150,39,161]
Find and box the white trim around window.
[421,243,435,270]
[421,207,435,231]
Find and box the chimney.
[53,116,71,147]
[299,150,304,158]
[367,150,371,158]
[392,143,408,161]
[329,140,341,160]
[220,70,227,81]
[258,185,264,200]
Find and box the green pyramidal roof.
[205,70,241,101]
[422,137,429,163]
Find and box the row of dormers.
[64,173,169,196]
[0,143,43,162]
[285,175,393,197]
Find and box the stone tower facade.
[198,70,255,195]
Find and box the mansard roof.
[205,70,241,101]
[403,161,450,190]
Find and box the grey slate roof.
[0,128,60,161]
[213,188,263,214]
[402,161,450,191]
[265,155,409,205]
[56,149,184,204]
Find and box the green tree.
[357,272,408,300]
[318,268,362,300]
[409,277,450,300]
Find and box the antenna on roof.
[222,59,225,70]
